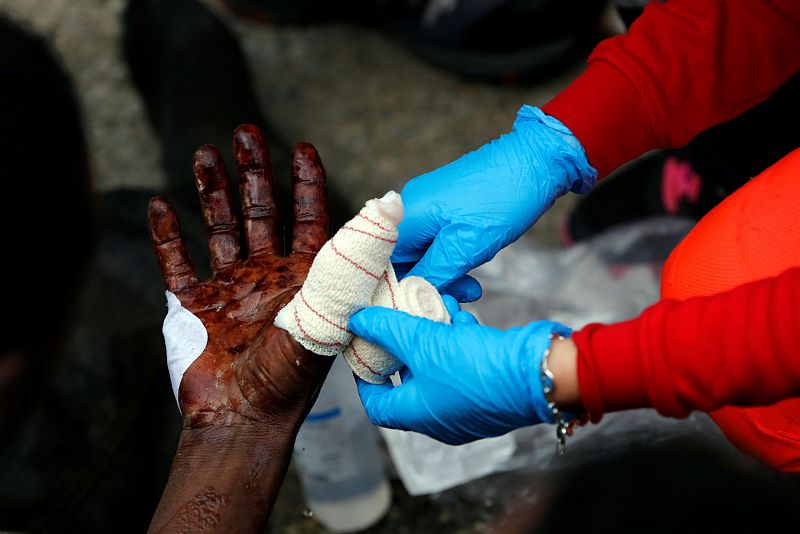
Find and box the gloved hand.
[393,106,596,301]
[348,300,572,445]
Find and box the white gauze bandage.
[162,291,208,406]
[274,191,403,354]
[274,191,450,383]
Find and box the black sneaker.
[380,0,608,82]
[563,151,715,245]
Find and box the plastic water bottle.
[294,356,391,532]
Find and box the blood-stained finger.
[148,196,200,291]
[233,124,281,257]
[290,142,329,254]
[193,144,241,272]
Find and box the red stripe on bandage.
[300,290,351,333]
[384,271,398,309]
[341,225,398,243]
[348,342,384,378]
[357,212,393,233]
[294,308,344,348]
[330,241,381,280]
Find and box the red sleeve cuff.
[542,59,658,179]
[574,319,651,423]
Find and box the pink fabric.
[661,157,701,214]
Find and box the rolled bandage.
[344,271,449,384]
[275,191,403,355]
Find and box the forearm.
[543,0,800,177]
[573,267,800,422]
[149,417,302,533]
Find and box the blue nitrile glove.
[348,302,572,445]
[393,106,596,301]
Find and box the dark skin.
[147,124,332,533]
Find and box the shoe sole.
[389,24,580,81]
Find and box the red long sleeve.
[574,267,800,422]
[542,0,800,178]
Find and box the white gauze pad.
[274,191,403,355]
[162,291,208,405]
[343,271,450,384]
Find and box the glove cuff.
[513,105,597,195]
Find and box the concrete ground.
[0,1,623,531]
[0,0,620,245]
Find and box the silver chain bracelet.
[540,334,581,456]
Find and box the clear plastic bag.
[467,216,695,330]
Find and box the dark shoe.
[564,151,713,244]
[123,0,351,228]
[123,0,273,193]
[382,0,608,82]
[214,0,609,83]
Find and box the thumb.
[356,377,417,430]
[441,275,483,303]
[452,310,480,325]
[406,222,499,293]
[349,306,439,369]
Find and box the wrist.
[151,420,301,533]
[176,397,312,462]
[528,333,581,421]
[538,333,586,455]
[513,105,597,195]
[172,418,299,491]
[525,323,574,424]
[547,336,582,413]
[177,416,296,455]
[181,392,311,433]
